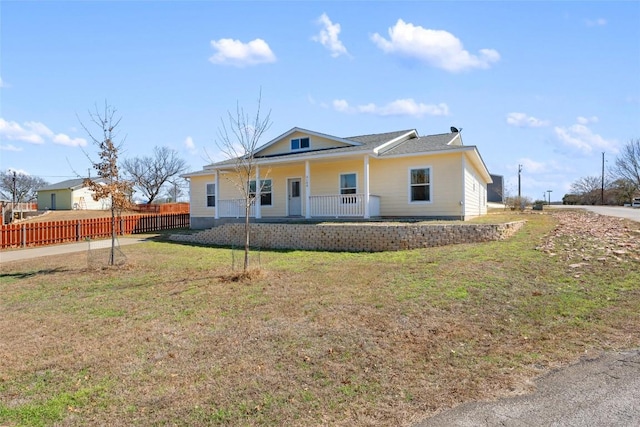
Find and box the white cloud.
[0,118,49,144]
[371,19,500,72]
[0,144,23,152]
[554,121,617,155]
[52,133,87,147]
[184,136,197,155]
[209,38,276,67]
[586,18,607,27]
[576,116,598,125]
[0,77,6,88]
[333,98,449,118]
[506,112,550,128]
[0,117,86,147]
[312,13,348,58]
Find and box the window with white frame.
[340,173,357,204]
[206,183,216,207]
[249,179,272,206]
[409,168,431,202]
[291,137,310,151]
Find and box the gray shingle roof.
[379,133,463,156]
[38,177,103,191]
[201,129,463,169]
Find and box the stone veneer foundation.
[170,220,526,252]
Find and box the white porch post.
[255,165,262,219]
[305,160,311,219]
[214,170,220,220]
[364,155,370,219]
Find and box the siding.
[370,153,464,217]
[463,154,487,218]
[189,175,216,219]
[257,131,352,157]
[189,151,481,222]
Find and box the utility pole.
[601,152,605,205]
[547,190,552,205]
[518,164,523,209]
[12,171,16,223]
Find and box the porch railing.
[218,199,255,218]
[310,194,380,218]
[216,194,380,219]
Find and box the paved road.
[551,205,640,222]
[415,349,640,427]
[0,237,150,263]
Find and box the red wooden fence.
[133,203,190,214]
[0,213,190,249]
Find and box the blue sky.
[1,1,639,201]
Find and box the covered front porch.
[217,193,381,219]
[211,156,380,220]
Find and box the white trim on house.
[372,130,418,154]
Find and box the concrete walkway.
[0,237,150,263]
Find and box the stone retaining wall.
[171,220,526,252]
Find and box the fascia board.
[373,130,418,154]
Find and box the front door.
[288,178,302,216]
[50,193,56,210]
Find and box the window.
[291,137,310,150]
[249,179,272,206]
[206,183,215,207]
[410,168,431,202]
[340,173,357,204]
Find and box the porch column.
[305,160,311,219]
[255,166,262,219]
[364,155,370,219]
[214,170,220,220]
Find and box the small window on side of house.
[206,183,215,207]
[410,168,431,202]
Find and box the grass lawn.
[1,210,639,426]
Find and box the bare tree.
[215,92,272,272]
[569,175,605,205]
[611,138,640,191]
[80,102,134,266]
[122,146,188,204]
[164,177,188,202]
[0,170,48,203]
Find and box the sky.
[1,1,639,202]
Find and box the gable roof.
[254,127,363,156]
[189,128,488,180]
[37,178,104,192]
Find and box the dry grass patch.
[1,210,639,426]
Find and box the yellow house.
[184,127,492,229]
[37,178,110,211]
